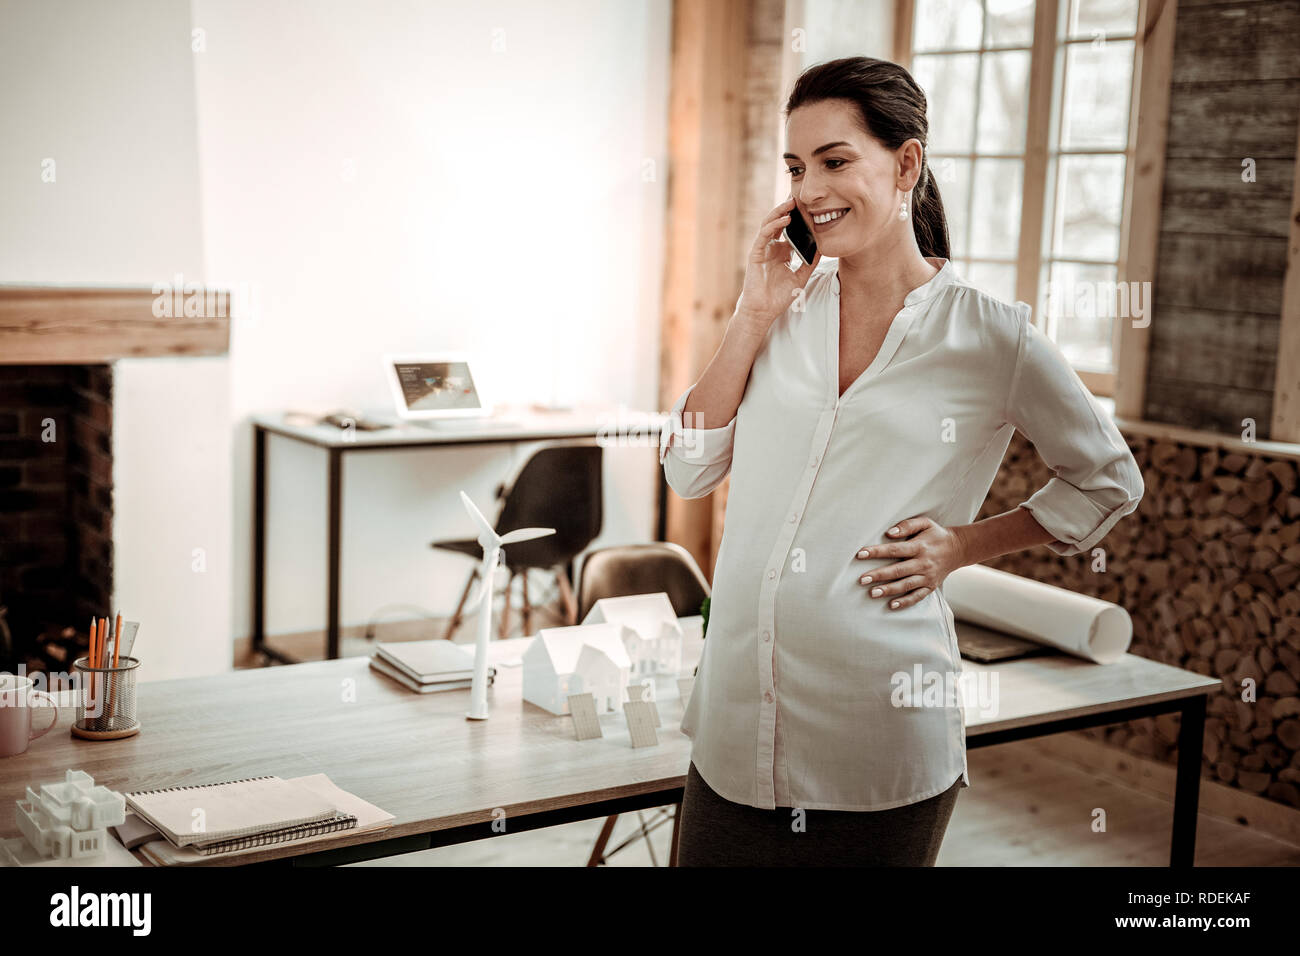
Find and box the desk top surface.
[0,619,1217,865]
[252,404,667,450]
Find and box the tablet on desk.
[385,352,493,421]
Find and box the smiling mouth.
[811,208,850,230]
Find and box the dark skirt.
[677,761,961,866]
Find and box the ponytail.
[911,159,950,260]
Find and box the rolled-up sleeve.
[659,382,737,499]
[1004,303,1145,557]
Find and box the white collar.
[830,257,954,307]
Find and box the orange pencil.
[97,616,107,717]
[113,612,123,667]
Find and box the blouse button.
[767,569,775,580]
[762,630,771,642]
[764,691,774,704]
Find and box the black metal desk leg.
[1171,694,1207,867]
[326,448,343,660]
[252,426,267,656]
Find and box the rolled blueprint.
[942,564,1132,664]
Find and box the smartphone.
[782,205,818,266]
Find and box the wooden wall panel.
[1142,0,1300,437]
[658,0,753,574]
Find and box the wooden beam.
[1077,368,1116,397]
[1013,0,1060,320]
[659,0,752,573]
[1112,415,1300,463]
[892,0,914,68]
[1270,109,1300,441]
[0,286,231,364]
[1114,0,1178,420]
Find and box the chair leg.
[636,810,659,867]
[588,814,619,866]
[521,571,532,636]
[499,571,513,639]
[556,566,578,625]
[444,567,478,641]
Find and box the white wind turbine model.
[459,490,555,720]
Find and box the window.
[1039,0,1139,382]
[908,0,1141,395]
[911,0,1034,307]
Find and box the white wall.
[1,0,672,673]
[192,0,672,641]
[0,0,233,680]
[799,0,894,63]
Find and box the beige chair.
[576,542,710,866]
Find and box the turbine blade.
[459,490,499,548]
[499,526,556,545]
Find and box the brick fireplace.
[0,364,113,674]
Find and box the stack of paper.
[369,639,496,693]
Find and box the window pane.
[1068,0,1139,40]
[929,157,972,258]
[1047,261,1116,370]
[912,54,979,153]
[1061,40,1134,150]
[966,261,1018,303]
[914,0,984,51]
[976,50,1032,152]
[986,0,1036,47]
[970,158,1023,258]
[1052,154,1125,260]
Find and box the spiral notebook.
[125,775,338,848]
[193,810,357,855]
[138,774,395,865]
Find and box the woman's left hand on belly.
[854,515,966,610]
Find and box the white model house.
[11,770,125,861]
[522,622,631,716]
[582,592,684,677]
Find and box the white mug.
[0,673,59,757]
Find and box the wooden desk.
[251,406,668,663]
[0,619,1218,867]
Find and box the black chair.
[575,542,711,867]
[434,443,603,640]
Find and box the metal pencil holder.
[71,656,141,740]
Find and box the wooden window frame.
[894,0,1177,413]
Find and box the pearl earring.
[898,197,909,221]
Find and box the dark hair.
[784,56,950,261]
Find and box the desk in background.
[251,406,668,663]
[0,619,1217,867]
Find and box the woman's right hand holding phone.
[734,197,822,337]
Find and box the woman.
[659,57,1145,866]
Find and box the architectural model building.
[582,592,684,677]
[3,770,125,864]
[522,622,631,716]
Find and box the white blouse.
[659,256,1144,812]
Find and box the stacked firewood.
[982,430,1300,810]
